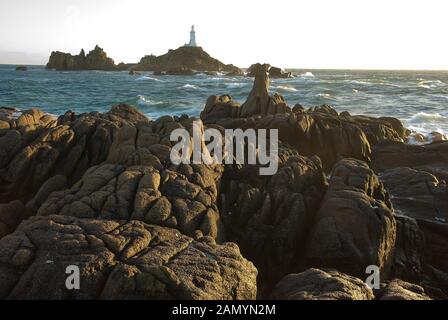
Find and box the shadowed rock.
[379,167,448,221]
[221,151,327,288]
[305,159,396,278]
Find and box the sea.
[1,65,447,136]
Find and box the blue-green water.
[1,65,447,135]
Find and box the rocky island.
[0,64,447,300]
[131,45,242,75]
[46,45,133,71]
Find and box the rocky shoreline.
[0,64,447,300]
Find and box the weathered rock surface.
[201,71,404,171]
[0,201,32,239]
[221,153,327,287]
[372,141,448,176]
[270,268,374,300]
[391,215,428,282]
[377,279,431,300]
[0,104,147,204]
[305,159,396,278]
[46,46,119,71]
[133,46,241,74]
[0,215,257,299]
[247,64,293,79]
[239,63,290,117]
[379,167,448,221]
[417,219,448,275]
[37,163,225,241]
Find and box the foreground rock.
[372,141,448,178]
[270,268,374,300]
[372,141,448,222]
[379,167,448,221]
[46,45,123,71]
[221,152,327,288]
[37,163,225,242]
[305,159,396,278]
[377,279,431,300]
[0,104,148,204]
[0,215,257,299]
[133,46,241,74]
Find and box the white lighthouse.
[187,25,197,47]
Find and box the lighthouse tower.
[187,25,197,47]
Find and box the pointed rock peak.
[248,63,271,98]
[239,63,289,117]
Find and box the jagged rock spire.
[239,63,289,117]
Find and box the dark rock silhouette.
[46,45,120,71]
[247,63,293,78]
[133,46,242,74]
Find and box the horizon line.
[1,63,448,72]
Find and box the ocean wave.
[408,112,447,123]
[273,85,298,92]
[417,80,446,89]
[317,93,337,100]
[300,72,315,78]
[137,95,165,106]
[136,76,164,82]
[226,82,248,88]
[181,84,199,89]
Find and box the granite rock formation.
[0,66,447,300]
[46,45,122,71]
[133,46,242,74]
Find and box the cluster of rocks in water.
[44,44,295,78]
[46,45,135,71]
[0,63,447,300]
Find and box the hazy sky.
[1,0,447,69]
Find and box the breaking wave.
[273,85,298,92]
[137,95,165,106]
[417,80,446,89]
[136,76,164,82]
[181,84,199,89]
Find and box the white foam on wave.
[136,76,164,82]
[137,95,164,106]
[418,80,446,89]
[317,93,337,100]
[181,84,199,89]
[408,111,446,123]
[273,85,298,92]
[226,82,248,88]
[300,72,315,78]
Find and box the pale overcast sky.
[0,0,447,69]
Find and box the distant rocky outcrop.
[247,63,293,78]
[15,66,27,71]
[46,45,126,71]
[133,46,242,74]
